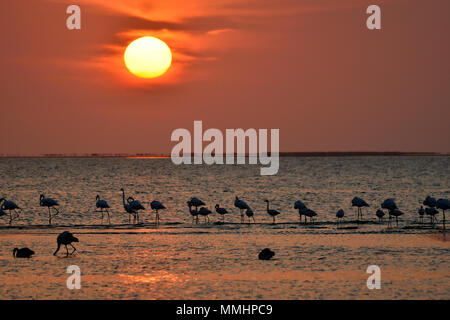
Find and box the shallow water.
[0,156,449,299]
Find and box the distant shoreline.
[0,152,447,159]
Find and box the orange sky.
[0,0,449,154]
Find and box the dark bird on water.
[423,196,437,208]
[234,196,250,223]
[0,198,21,226]
[245,207,255,223]
[13,247,35,258]
[187,201,199,224]
[376,209,385,222]
[198,207,212,223]
[436,198,449,231]
[336,209,345,227]
[351,197,369,221]
[150,200,166,225]
[418,206,425,224]
[264,199,280,224]
[294,200,307,223]
[258,248,275,260]
[95,195,111,224]
[53,231,79,256]
[39,194,59,225]
[215,204,229,222]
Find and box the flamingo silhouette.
[245,207,255,224]
[351,197,369,221]
[336,209,345,227]
[436,198,449,231]
[234,196,250,223]
[425,207,439,225]
[198,207,212,223]
[381,199,399,227]
[418,206,425,224]
[39,194,59,225]
[215,204,229,222]
[150,200,166,225]
[95,195,111,224]
[187,201,199,224]
[264,200,280,224]
[294,200,307,223]
[127,197,145,223]
[189,197,205,210]
[390,209,404,227]
[13,247,35,258]
[0,198,21,225]
[53,231,79,256]
[376,209,385,223]
[120,188,137,223]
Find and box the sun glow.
[124,37,172,78]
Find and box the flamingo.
[423,196,437,208]
[13,248,34,258]
[198,207,212,223]
[376,209,385,222]
[258,248,275,260]
[425,207,439,225]
[150,200,166,225]
[0,198,21,225]
[215,204,229,222]
[189,197,205,210]
[390,209,404,227]
[13,247,35,258]
[234,196,250,223]
[381,198,398,227]
[120,188,137,223]
[53,231,79,256]
[39,194,59,225]
[264,200,280,224]
[245,207,255,223]
[187,201,199,224]
[436,198,449,231]
[336,209,345,227]
[127,197,145,223]
[95,195,111,224]
[418,206,425,224]
[304,208,318,224]
[351,197,369,221]
[294,200,307,223]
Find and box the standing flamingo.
[120,188,137,223]
[245,207,255,223]
[390,209,404,227]
[215,204,229,222]
[376,209,385,223]
[351,197,369,221]
[234,196,250,223]
[418,206,425,224]
[187,201,199,224]
[190,197,205,211]
[150,200,166,225]
[39,194,59,225]
[198,207,212,223]
[436,199,449,231]
[381,198,398,227]
[95,195,111,224]
[425,207,439,225]
[304,208,318,224]
[336,209,345,227]
[53,231,79,256]
[423,196,437,208]
[127,197,145,223]
[294,200,307,223]
[264,200,280,224]
[0,198,21,225]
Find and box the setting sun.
[124,36,172,78]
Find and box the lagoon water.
[0,156,449,299]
